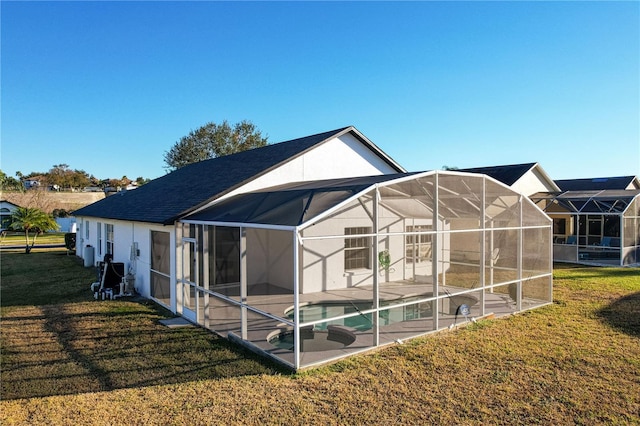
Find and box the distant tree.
[0,170,24,192]
[442,165,460,171]
[10,207,59,254]
[135,176,150,186]
[52,208,71,218]
[68,169,91,190]
[164,120,268,170]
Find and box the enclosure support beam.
[517,196,523,312]
[293,230,301,370]
[201,226,210,328]
[373,187,380,347]
[432,172,439,331]
[240,227,248,340]
[480,177,486,318]
[175,223,183,315]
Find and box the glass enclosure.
[181,171,553,370]
[533,190,640,266]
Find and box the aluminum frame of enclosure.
[180,171,553,370]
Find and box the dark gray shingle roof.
[555,176,638,191]
[458,163,537,186]
[73,126,402,224]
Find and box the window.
[106,224,114,256]
[344,227,372,270]
[406,225,432,263]
[553,218,566,235]
[97,222,103,256]
[85,221,90,240]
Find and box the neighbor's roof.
[458,163,538,186]
[555,176,640,191]
[532,189,640,214]
[73,126,405,225]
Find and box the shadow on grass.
[597,291,640,338]
[1,299,290,400]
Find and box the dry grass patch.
[2,254,639,425]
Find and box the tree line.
[2,119,268,193]
[0,165,151,193]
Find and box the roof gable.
[73,126,405,224]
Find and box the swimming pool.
[268,294,477,352]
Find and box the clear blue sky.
[2,1,639,182]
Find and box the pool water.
[284,299,434,332]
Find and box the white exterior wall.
[247,228,294,290]
[300,196,446,294]
[220,134,397,202]
[76,216,176,308]
[512,168,559,197]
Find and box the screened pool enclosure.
[533,190,640,266]
[179,171,553,370]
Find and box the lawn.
[0,231,66,247]
[1,250,639,425]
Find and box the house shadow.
[0,299,291,401]
[596,291,640,338]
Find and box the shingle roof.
[73,126,403,224]
[555,176,638,191]
[458,163,537,186]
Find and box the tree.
[0,170,24,192]
[163,120,268,170]
[10,207,60,254]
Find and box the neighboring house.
[22,178,43,190]
[74,126,553,370]
[531,176,640,267]
[460,165,640,267]
[0,200,20,229]
[459,162,560,196]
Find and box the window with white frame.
[405,225,432,263]
[106,224,114,256]
[344,227,372,270]
[85,221,90,240]
[97,222,103,256]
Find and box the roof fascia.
[346,127,407,173]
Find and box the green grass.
[1,253,639,425]
[0,231,66,246]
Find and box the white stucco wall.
[247,228,293,290]
[300,196,445,294]
[220,133,398,202]
[513,167,558,197]
[76,217,175,307]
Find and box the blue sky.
[2,1,638,182]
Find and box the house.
[0,200,20,230]
[460,165,640,267]
[531,175,640,267]
[74,127,553,370]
